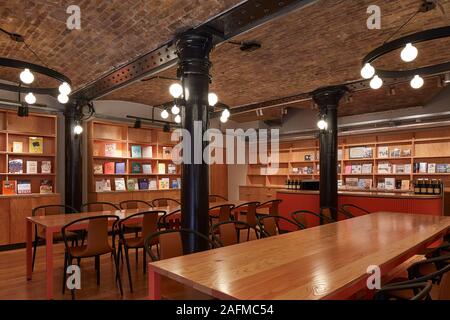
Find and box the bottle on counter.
[419,179,427,194]
[414,180,421,194]
[285,179,289,190]
[434,179,442,195]
[294,180,299,190]
[426,179,434,195]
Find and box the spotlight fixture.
[400,43,418,62]
[220,115,228,123]
[161,109,169,119]
[17,103,29,117]
[410,75,424,89]
[57,93,69,104]
[58,82,71,95]
[444,73,450,84]
[19,68,34,84]
[134,118,142,129]
[317,114,328,130]
[171,104,180,115]
[169,83,183,98]
[208,92,218,106]
[163,123,170,132]
[174,114,181,124]
[360,63,375,79]
[73,122,83,135]
[370,75,383,90]
[24,92,36,104]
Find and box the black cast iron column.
[176,30,213,253]
[312,86,347,221]
[64,103,82,211]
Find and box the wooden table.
[25,206,177,300]
[148,212,450,300]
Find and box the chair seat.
[69,244,113,258]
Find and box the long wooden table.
[148,212,450,300]
[25,206,178,300]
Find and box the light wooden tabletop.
[149,212,450,300]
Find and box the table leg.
[45,228,54,300]
[26,220,32,281]
[148,269,161,300]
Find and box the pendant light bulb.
[222,108,230,118]
[59,82,71,95]
[317,119,327,130]
[20,68,34,84]
[401,43,418,62]
[171,104,180,115]
[161,109,169,119]
[220,115,228,123]
[74,123,83,135]
[370,75,383,90]
[174,114,181,124]
[169,83,183,98]
[360,63,375,79]
[57,93,69,104]
[410,75,424,89]
[208,92,218,106]
[24,92,36,104]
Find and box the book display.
[87,120,181,203]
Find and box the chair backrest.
[80,202,120,212]
[210,221,257,247]
[438,271,450,300]
[151,198,181,207]
[145,229,219,261]
[119,211,163,247]
[209,194,228,202]
[291,210,333,228]
[257,215,303,237]
[258,199,282,215]
[320,207,335,222]
[341,204,369,217]
[119,200,152,210]
[32,205,78,236]
[62,215,119,257]
[234,201,260,227]
[209,204,234,223]
[160,209,182,229]
[374,282,432,300]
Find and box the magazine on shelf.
[127,179,138,191]
[142,164,152,174]
[378,146,389,158]
[361,163,372,174]
[138,178,149,190]
[9,159,23,174]
[143,146,153,158]
[95,179,111,192]
[377,163,391,174]
[131,162,142,174]
[2,180,16,195]
[162,147,173,159]
[131,145,142,158]
[351,164,362,174]
[26,161,38,174]
[93,164,103,174]
[158,163,166,174]
[29,137,43,154]
[40,179,53,194]
[104,143,117,157]
[114,178,126,191]
[149,179,157,190]
[12,141,23,153]
[159,178,170,190]
[428,163,436,174]
[17,180,31,194]
[104,162,115,174]
[41,161,52,174]
[384,178,395,190]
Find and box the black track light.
[18,103,29,117]
[134,119,142,129]
[163,123,170,133]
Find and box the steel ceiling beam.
[72,0,318,101]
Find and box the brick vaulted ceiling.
[1,0,450,120]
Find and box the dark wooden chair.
[291,210,334,228]
[119,200,153,210]
[159,209,182,229]
[209,194,228,202]
[374,282,432,300]
[80,202,120,212]
[341,204,370,217]
[256,199,282,217]
[210,221,259,247]
[209,204,235,227]
[232,201,260,242]
[257,215,304,237]
[151,198,181,207]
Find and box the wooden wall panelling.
[0,199,10,245]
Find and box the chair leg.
[247,228,250,241]
[143,248,147,274]
[32,235,39,272]
[237,229,241,243]
[124,247,133,293]
[112,249,123,296]
[62,251,68,294]
[95,255,100,286]
[135,230,139,263]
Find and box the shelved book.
[104,162,115,174]
[357,179,372,190]
[9,159,23,174]
[41,161,52,174]
[162,147,172,159]
[143,146,153,158]
[132,162,142,174]
[345,178,358,188]
[428,163,436,173]
[12,141,23,153]
[131,145,142,158]
[29,137,43,154]
[377,163,391,174]
[115,162,126,174]
[114,178,126,191]
[26,161,38,174]
[361,164,372,174]
[142,164,152,174]
[127,179,138,191]
[159,178,170,190]
[138,178,149,190]
[158,163,166,174]
[2,180,16,195]
[385,178,395,190]
[93,164,103,174]
[378,146,389,158]
[149,179,157,190]
[104,143,117,157]
[95,179,111,192]
[17,180,31,194]
[168,164,177,174]
[40,179,53,194]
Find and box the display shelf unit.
[87,120,181,203]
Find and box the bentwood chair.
[151,198,181,207]
[257,215,304,238]
[232,201,260,242]
[118,211,164,292]
[209,194,228,202]
[80,202,120,212]
[159,209,182,229]
[210,221,259,247]
[291,210,334,228]
[340,204,370,217]
[31,204,79,272]
[144,228,219,261]
[119,200,153,210]
[256,199,282,217]
[321,206,353,222]
[208,204,235,227]
[61,215,123,299]
[374,282,432,300]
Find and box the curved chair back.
[257,199,282,216]
[374,282,432,300]
[159,209,181,229]
[233,201,260,227]
[257,215,303,237]
[341,204,370,217]
[62,215,119,257]
[209,194,228,202]
[119,200,152,210]
[151,198,181,207]
[118,211,163,247]
[210,221,258,247]
[80,202,120,212]
[144,229,219,261]
[32,204,78,236]
[291,210,334,228]
[209,204,235,224]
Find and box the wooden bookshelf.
[87,120,181,204]
[0,108,61,246]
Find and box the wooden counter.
[278,189,442,199]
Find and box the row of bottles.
[413,179,442,195]
[285,179,301,190]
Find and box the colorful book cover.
[162,147,172,159]
[39,179,53,194]
[142,164,152,174]
[401,180,411,191]
[404,164,412,174]
[29,137,43,154]
[115,162,126,174]
[104,143,117,157]
[114,178,126,191]
[138,178,149,190]
[428,163,436,173]
[104,162,115,174]
[351,164,362,174]
[143,146,153,158]
[361,164,372,174]
[95,179,111,192]
[378,146,389,158]
[9,159,23,174]
[363,147,373,158]
[377,163,391,174]
[436,164,447,173]
[419,162,428,173]
[127,179,138,191]
[93,164,103,174]
[2,180,16,195]
[159,178,170,190]
[131,162,142,174]
[171,179,179,189]
[148,179,157,190]
[17,180,31,194]
[26,161,38,174]
[345,178,358,188]
[131,145,142,158]
[158,163,166,174]
[168,164,177,174]
[41,161,52,174]
[344,165,352,174]
[390,148,401,158]
[385,178,395,190]
[12,141,23,153]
